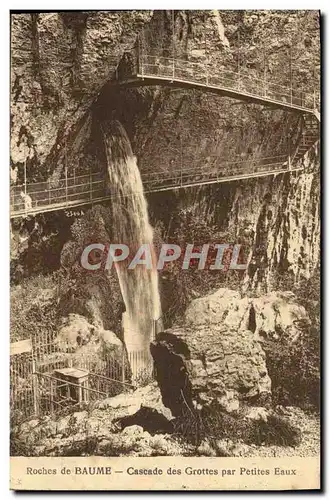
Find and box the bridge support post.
[141,54,144,79]
[89,167,93,203]
[289,43,293,105]
[139,32,144,79]
[313,66,317,110]
[65,165,68,206]
[24,159,27,216]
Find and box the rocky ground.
[10,11,320,461]
[11,383,319,458]
[10,285,320,458]
[216,407,320,458]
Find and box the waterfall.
[101,120,162,381]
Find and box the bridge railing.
[142,154,289,189]
[134,53,318,111]
[10,172,107,213]
[10,154,299,216]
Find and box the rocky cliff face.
[147,142,320,292]
[11,11,152,181]
[10,12,320,457]
[11,10,320,291]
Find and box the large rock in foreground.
[151,288,311,416]
[151,290,272,417]
[54,313,129,380]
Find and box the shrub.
[247,414,301,447]
[157,208,249,325]
[264,321,320,410]
[173,403,301,449]
[10,273,59,342]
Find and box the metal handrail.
[10,47,320,217]
[10,158,292,213]
[139,62,315,105]
[131,49,319,110]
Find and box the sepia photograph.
[9,9,321,490]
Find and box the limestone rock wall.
[11,11,152,181]
[150,287,312,416]
[11,10,320,292]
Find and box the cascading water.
[101,120,162,381]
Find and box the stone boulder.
[10,384,183,457]
[150,289,274,416]
[251,291,311,342]
[55,313,127,375]
[185,288,310,342]
[184,288,251,332]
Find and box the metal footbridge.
[115,48,320,114]
[10,48,320,219]
[10,154,311,219]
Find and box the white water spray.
[101,120,162,380]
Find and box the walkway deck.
[114,52,320,115]
[10,50,319,219]
[11,156,302,219]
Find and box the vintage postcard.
[10,9,321,491]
